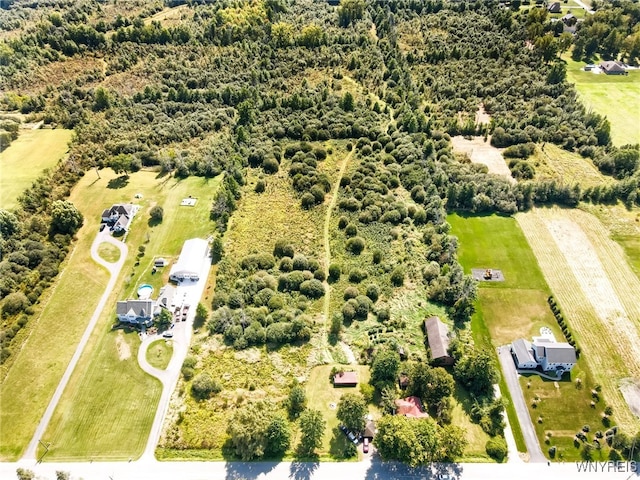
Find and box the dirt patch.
[620,379,640,418]
[475,104,491,125]
[115,331,131,361]
[471,268,505,282]
[451,136,515,183]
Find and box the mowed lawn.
[40,169,221,460]
[146,340,173,370]
[0,128,73,209]
[306,365,375,460]
[448,213,563,456]
[565,57,640,146]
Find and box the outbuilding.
[169,238,209,282]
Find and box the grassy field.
[530,144,612,189]
[38,169,221,460]
[0,128,73,209]
[516,207,640,433]
[306,364,375,460]
[97,242,121,263]
[581,203,640,279]
[520,364,617,462]
[448,212,587,456]
[147,339,174,370]
[565,55,640,146]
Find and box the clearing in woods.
[450,136,515,182]
[516,207,640,431]
[0,129,73,209]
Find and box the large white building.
[511,332,577,375]
[169,238,209,283]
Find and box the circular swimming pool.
[137,284,153,299]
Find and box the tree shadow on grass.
[289,459,319,480]
[329,426,355,459]
[107,175,129,189]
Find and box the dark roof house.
[600,61,627,75]
[333,371,358,387]
[548,2,561,13]
[424,316,454,365]
[101,203,137,232]
[116,299,156,327]
[561,13,577,26]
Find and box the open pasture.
[0,128,73,209]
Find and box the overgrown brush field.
[530,144,613,189]
[516,207,640,433]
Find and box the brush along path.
[516,207,640,430]
[321,147,355,355]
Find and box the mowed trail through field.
[516,207,640,430]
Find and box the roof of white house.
[512,338,535,364]
[169,238,209,278]
[543,343,577,364]
[116,299,154,317]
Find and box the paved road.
[138,255,212,460]
[3,457,635,480]
[23,231,128,460]
[497,346,546,463]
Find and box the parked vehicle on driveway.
[339,425,359,444]
[162,331,173,338]
[363,438,369,453]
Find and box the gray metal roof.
[424,316,451,360]
[512,338,535,365]
[543,343,577,364]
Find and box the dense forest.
[1,0,639,463]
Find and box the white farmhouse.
[511,333,577,375]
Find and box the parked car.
[99,223,106,232]
[363,438,369,453]
[162,331,173,338]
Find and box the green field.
[520,365,616,462]
[0,167,220,461]
[449,213,575,457]
[147,339,174,370]
[0,128,73,209]
[531,144,612,189]
[565,56,640,146]
[39,169,221,460]
[97,242,121,263]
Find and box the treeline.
[0,161,83,367]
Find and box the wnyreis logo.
[576,461,637,473]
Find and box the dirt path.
[23,231,128,460]
[321,148,355,355]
